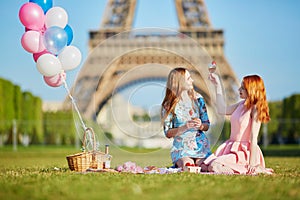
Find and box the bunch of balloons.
[18,0,82,87]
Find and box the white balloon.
[36,53,62,76]
[58,46,82,71]
[45,7,68,28]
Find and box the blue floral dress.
[163,95,212,165]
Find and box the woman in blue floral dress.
[161,67,212,169]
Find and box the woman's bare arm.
[248,107,262,173]
[210,73,239,115]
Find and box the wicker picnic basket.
[66,127,106,172]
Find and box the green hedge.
[0,78,75,145]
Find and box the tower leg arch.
[67,28,227,148]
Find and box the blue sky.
[1,0,300,107]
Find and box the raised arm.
[209,73,239,115]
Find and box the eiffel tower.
[68,0,239,120]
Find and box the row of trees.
[220,94,300,144]
[0,78,76,146]
[268,94,300,144]
[0,77,299,146]
[0,78,41,144]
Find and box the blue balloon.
[64,24,74,45]
[43,26,67,55]
[29,0,53,14]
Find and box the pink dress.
[204,101,272,174]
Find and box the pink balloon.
[26,25,47,34]
[19,2,45,30]
[43,71,66,87]
[33,49,50,62]
[21,30,44,53]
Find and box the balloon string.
[61,73,87,131]
[61,73,95,151]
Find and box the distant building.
[97,94,171,148]
[42,101,63,112]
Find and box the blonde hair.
[243,75,270,123]
[161,68,195,122]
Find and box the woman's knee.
[176,157,194,168]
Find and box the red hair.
[243,75,270,123]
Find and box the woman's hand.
[209,73,221,86]
[209,73,223,96]
[247,164,258,174]
[187,118,202,130]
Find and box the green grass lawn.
[0,145,299,200]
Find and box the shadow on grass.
[262,146,300,157]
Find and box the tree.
[0,79,4,134]
[268,101,282,144]
[31,97,43,144]
[1,79,15,144]
[286,94,300,143]
[20,92,34,143]
[279,94,300,144]
[0,79,5,145]
[44,110,76,145]
[14,85,22,142]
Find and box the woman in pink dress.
[204,73,273,175]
